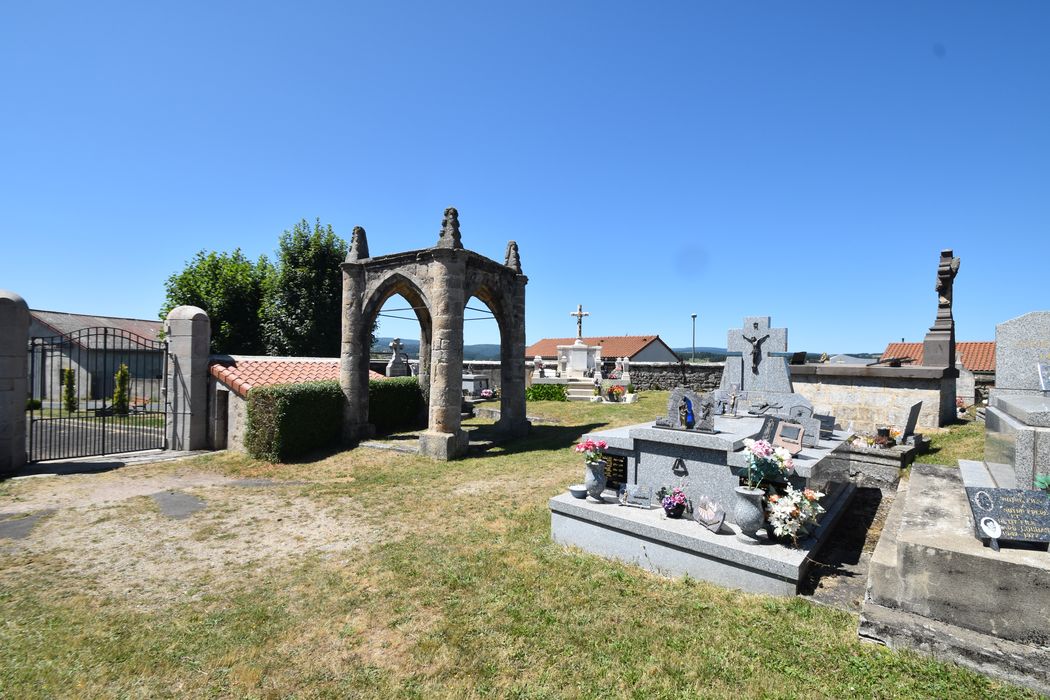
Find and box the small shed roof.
[210,356,384,398]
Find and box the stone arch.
[340,210,528,460]
[360,270,435,405]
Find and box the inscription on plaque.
[965,487,1050,545]
[605,453,628,485]
[619,485,652,509]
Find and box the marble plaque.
[965,487,1050,544]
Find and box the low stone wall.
[790,365,956,432]
[809,442,916,495]
[623,362,723,392]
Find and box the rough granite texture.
[860,465,1050,695]
[993,311,1050,393]
[340,214,530,459]
[0,289,30,475]
[550,481,854,596]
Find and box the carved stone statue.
[742,330,770,375]
[437,207,463,249]
[533,355,545,379]
[504,240,521,272]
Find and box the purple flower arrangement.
[660,487,687,517]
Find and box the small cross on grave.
[570,303,590,340]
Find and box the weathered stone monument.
[922,249,961,369]
[385,338,410,377]
[557,304,602,379]
[340,208,529,459]
[549,317,855,595]
[716,316,823,447]
[860,310,1050,695]
[0,290,29,476]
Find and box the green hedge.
[369,376,425,434]
[526,383,567,401]
[244,377,425,461]
[245,381,344,462]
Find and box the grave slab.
[550,482,854,596]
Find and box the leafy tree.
[160,250,272,354]
[112,363,130,415]
[261,219,348,357]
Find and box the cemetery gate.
[26,327,168,461]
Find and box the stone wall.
[790,365,955,432]
[624,362,723,392]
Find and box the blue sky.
[2,2,1047,353]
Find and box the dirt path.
[0,462,378,608]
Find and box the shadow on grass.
[798,486,883,598]
[467,422,607,458]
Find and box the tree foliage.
[160,218,380,357]
[261,219,347,357]
[112,363,130,414]
[61,368,77,413]
[160,250,272,354]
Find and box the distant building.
[881,341,996,404]
[525,335,681,364]
[28,309,164,401]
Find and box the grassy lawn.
[0,394,1034,698]
[914,417,985,465]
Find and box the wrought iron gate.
[27,327,167,462]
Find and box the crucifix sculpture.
[570,303,589,340]
[742,325,770,375]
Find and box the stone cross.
[720,317,790,394]
[570,304,590,340]
[386,338,409,377]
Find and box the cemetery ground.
[0,395,1031,699]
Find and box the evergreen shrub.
[368,377,424,434]
[245,381,343,462]
[61,369,77,413]
[526,383,567,401]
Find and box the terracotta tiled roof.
[880,341,996,372]
[525,335,678,360]
[210,356,384,398]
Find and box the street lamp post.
[691,313,697,363]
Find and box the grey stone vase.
[733,486,766,544]
[584,460,607,501]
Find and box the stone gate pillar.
[165,305,210,451]
[496,276,530,438]
[340,257,374,442]
[0,290,29,476]
[419,249,469,459]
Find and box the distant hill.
[372,337,502,361]
[372,339,880,364]
[671,348,882,363]
[671,347,729,362]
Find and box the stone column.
[496,275,530,438]
[0,290,29,476]
[165,305,210,451]
[340,261,374,442]
[418,250,468,459]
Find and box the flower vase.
[733,486,766,544]
[584,460,607,502]
[664,503,686,519]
